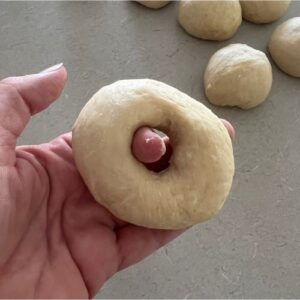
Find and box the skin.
[0,65,234,298]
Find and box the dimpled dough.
[240,0,291,24]
[178,0,242,41]
[269,17,300,78]
[72,79,235,230]
[136,1,170,9]
[204,44,273,109]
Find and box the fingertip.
[56,65,68,83]
[1,64,68,115]
[37,64,68,98]
[132,127,166,163]
[221,119,235,140]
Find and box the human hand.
[0,65,234,298]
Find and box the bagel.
[72,79,234,229]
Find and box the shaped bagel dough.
[269,17,300,78]
[204,44,273,109]
[178,0,242,41]
[240,0,291,24]
[73,79,234,229]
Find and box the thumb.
[0,63,67,166]
[1,63,67,115]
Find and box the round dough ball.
[240,0,291,24]
[204,44,273,109]
[269,17,300,78]
[136,1,170,9]
[73,79,234,230]
[178,0,242,41]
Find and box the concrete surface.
[0,1,300,298]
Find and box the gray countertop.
[0,1,299,298]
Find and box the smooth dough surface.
[73,79,234,229]
[240,0,291,24]
[136,1,170,9]
[178,0,242,41]
[269,17,300,78]
[204,44,273,109]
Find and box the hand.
[0,65,234,298]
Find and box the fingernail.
[144,136,166,156]
[159,138,167,156]
[40,63,64,74]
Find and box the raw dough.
[204,44,273,109]
[240,0,291,24]
[73,79,234,229]
[136,1,170,9]
[269,17,300,78]
[178,0,242,41]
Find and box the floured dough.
[204,44,273,109]
[178,0,242,41]
[72,79,234,229]
[136,1,170,9]
[240,0,291,24]
[269,17,300,78]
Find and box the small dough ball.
[136,1,170,9]
[269,17,300,78]
[178,0,242,41]
[73,79,234,230]
[240,0,291,24]
[204,44,273,109]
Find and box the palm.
[0,67,180,298]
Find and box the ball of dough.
[178,0,242,41]
[136,1,170,9]
[73,79,234,230]
[269,17,300,78]
[204,44,273,109]
[240,0,291,24]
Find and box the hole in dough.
[144,128,173,173]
